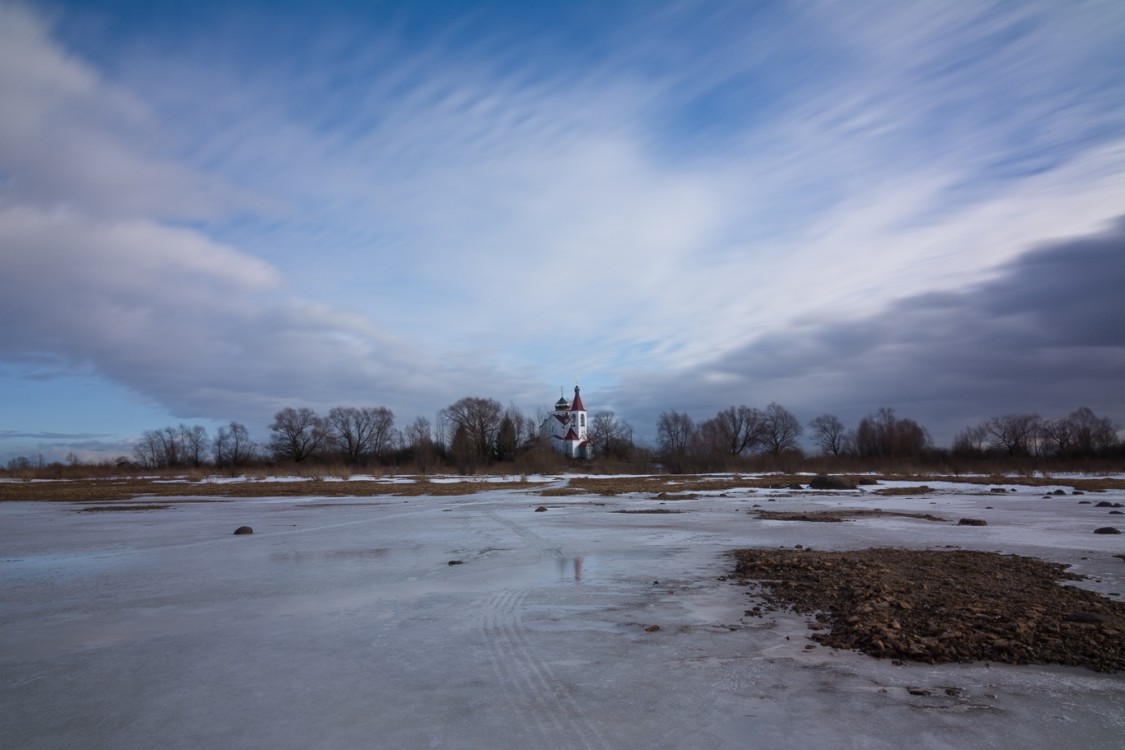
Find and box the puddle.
[517,549,694,587]
[541,556,589,584]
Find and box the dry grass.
[78,503,174,512]
[754,509,946,523]
[900,474,1125,492]
[540,474,814,496]
[541,473,1125,497]
[611,508,682,514]
[0,477,541,502]
[3,470,1123,503]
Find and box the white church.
[540,385,591,459]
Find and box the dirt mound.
[732,547,1125,672]
[808,475,857,490]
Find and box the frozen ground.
[2,480,1123,749]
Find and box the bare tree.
[405,416,433,450]
[158,426,182,467]
[444,397,504,462]
[855,407,928,459]
[404,416,437,473]
[327,406,396,465]
[985,413,1041,457]
[807,414,848,456]
[590,411,633,459]
[132,430,164,469]
[691,417,738,469]
[656,411,695,472]
[706,405,767,455]
[761,403,803,457]
[269,407,328,463]
[1039,417,1074,457]
[181,424,209,467]
[132,424,208,468]
[213,422,257,468]
[1066,406,1118,456]
[952,423,989,457]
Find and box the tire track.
[484,510,564,559]
[481,588,609,750]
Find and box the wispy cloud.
[1,430,111,440]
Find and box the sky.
[2,0,1124,463]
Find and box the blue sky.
[2,0,1125,463]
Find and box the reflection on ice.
[553,556,583,583]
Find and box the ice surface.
[2,482,1123,749]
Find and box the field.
[2,473,1123,748]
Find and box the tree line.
[121,397,637,472]
[951,407,1118,460]
[5,397,1119,474]
[653,403,1121,472]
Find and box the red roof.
[564,428,579,441]
[570,386,585,412]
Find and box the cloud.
[0,3,261,220]
[0,202,512,425]
[142,0,1124,359]
[0,430,111,440]
[609,217,1125,445]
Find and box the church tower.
[540,384,592,459]
[564,385,588,458]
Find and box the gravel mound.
[808,475,857,490]
[733,547,1125,672]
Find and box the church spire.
[570,384,585,412]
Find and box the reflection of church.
[540,385,591,459]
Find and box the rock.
[788,483,804,490]
[958,518,987,526]
[1110,510,1124,515]
[534,506,548,512]
[990,488,1007,494]
[233,526,253,535]
[1073,491,1085,496]
[1051,489,1067,496]
[809,475,858,490]
[1093,527,1121,535]
[644,624,661,632]
[1095,501,1124,508]
[448,559,464,565]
